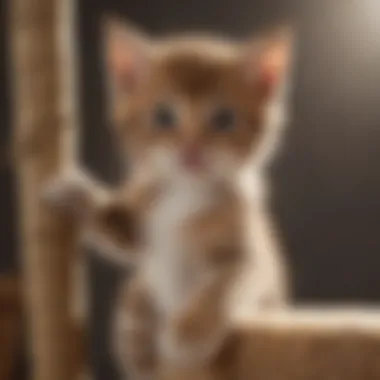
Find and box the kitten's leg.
[245,199,290,309]
[41,170,134,264]
[160,263,236,368]
[113,278,158,380]
[41,169,158,266]
[160,201,243,368]
[84,181,159,265]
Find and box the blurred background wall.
[2,0,380,379]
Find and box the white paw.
[159,329,225,369]
[129,373,156,380]
[41,172,93,218]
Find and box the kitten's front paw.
[159,328,225,369]
[159,330,193,368]
[41,173,94,219]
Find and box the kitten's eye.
[152,103,177,130]
[211,106,236,132]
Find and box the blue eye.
[153,103,177,130]
[211,106,236,131]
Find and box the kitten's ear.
[102,16,151,92]
[244,26,294,98]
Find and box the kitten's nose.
[181,142,204,171]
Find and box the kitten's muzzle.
[180,142,205,172]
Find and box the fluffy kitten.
[43,19,293,380]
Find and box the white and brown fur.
[43,19,294,380]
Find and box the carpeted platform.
[163,308,380,380]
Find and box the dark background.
[2,0,380,379]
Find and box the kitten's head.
[104,19,293,184]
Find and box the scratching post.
[10,0,84,379]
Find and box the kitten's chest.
[143,180,214,315]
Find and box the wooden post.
[0,275,23,380]
[10,0,84,379]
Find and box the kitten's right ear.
[243,26,294,99]
[102,16,151,92]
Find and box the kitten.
[43,19,293,380]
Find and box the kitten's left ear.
[244,26,294,98]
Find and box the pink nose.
[181,143,204,170]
